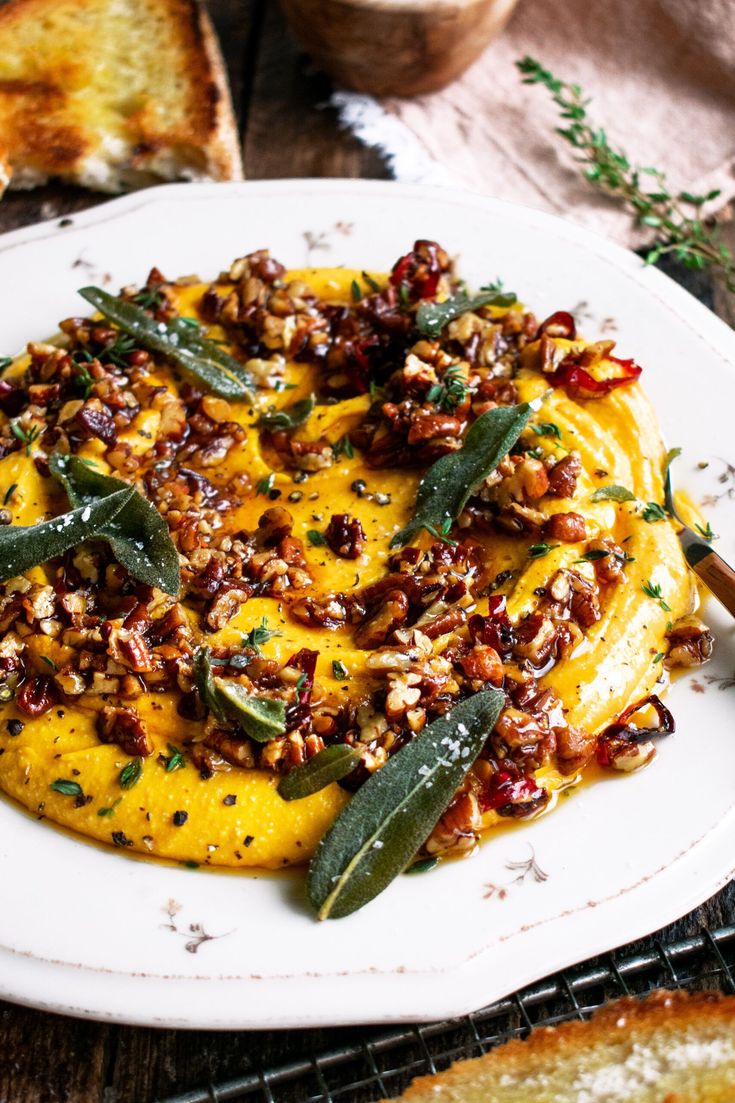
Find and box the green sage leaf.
[49,454,180,595]
[213,680,287,743]
[307,689,505,920]
[416,291,517,338]
[278,745,362,801]
[258,394,316,430]
[0,487,133,583]
[590,485,637,503]
[391,403,533,548]
[193,647,225,721]
[78,286,255,402]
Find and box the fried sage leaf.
[391,403,533,548]
[590,484,637,503]
[0,488,133,583]
[416,290,517,338]
[193,647,287,741]
[278,745,362,801]
[193,647,225,720]
[49,454,180,595]
[307,689,505,920]
[213,680,287,742]
[258,394,316,430]
[78,286,255,401]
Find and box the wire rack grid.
[155,923,735,1103]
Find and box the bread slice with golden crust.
[385,991,735,1102]
[0,0,243,197]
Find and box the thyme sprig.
[517,57,734,291]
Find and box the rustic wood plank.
[243,2,389,180]
[0,1002,108,1103]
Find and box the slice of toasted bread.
[385,991,735,1102]
[0,0,243,196]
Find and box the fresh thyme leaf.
[653,652,665,665]
[0,356,11,373]
[423,518,458,547]
[529,542,559,559]
[333,434,355,459]
[426,364,469,412]
[308,529,327,546]
[79,287,255,401]
[50,778,84,798]
[119,758,143,790]
[278,745,362,801]
[295,673,308,694]
[362,271,381,293]
[307,689,505,919]
[98,797,122,818]
[350,279,362,302]
[40,655,58,670]
[242,616,282,654]
[3,483,17,505]
[0,486,133,584]
[256,473,275,497]
[532,422,562,440]
[73,361,95,399]
[642,502,666,523]
[131,286,165,311]
[213,681,287,743]
[416,290,517,338]
[258,394,315,430]
[391,402,533,548]
[590,485,637,503]
[165,744,185,772]
[695,521,716,541]
[49,454,180,596]
[10,421,41,455]
[575,549,612,562]
[517,57,735,293]
[332,659,349,681]
[642,579,672,612]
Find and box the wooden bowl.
[278,0,520,97]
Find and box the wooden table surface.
[0,3,733,1101]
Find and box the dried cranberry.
[389,240,448,302]
[16,676,57,717]
[479,768,548,817]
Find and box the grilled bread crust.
[0,0,243,196]
[384,991,735,1102]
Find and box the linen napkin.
[333,0,735,247]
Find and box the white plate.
[0,181,734,1029]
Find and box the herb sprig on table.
[517,57,735,292]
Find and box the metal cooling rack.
[157,923,735,1103]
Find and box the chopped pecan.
[514,614,559,667]
[354,589,409,649]
[290,594,347,629]
[425,791,481,856]
[547,453,581,498]
[325,513,366,559]
[666,616,714,668]
[459,644,504,684]
[97,705,152,756]
[258,507,293,546]
[205,586,252,631]
[555,724,596,773]
[587,536,627,583]
[542,511,587,543]
[568,571,601,629]
[206,730,257,769]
